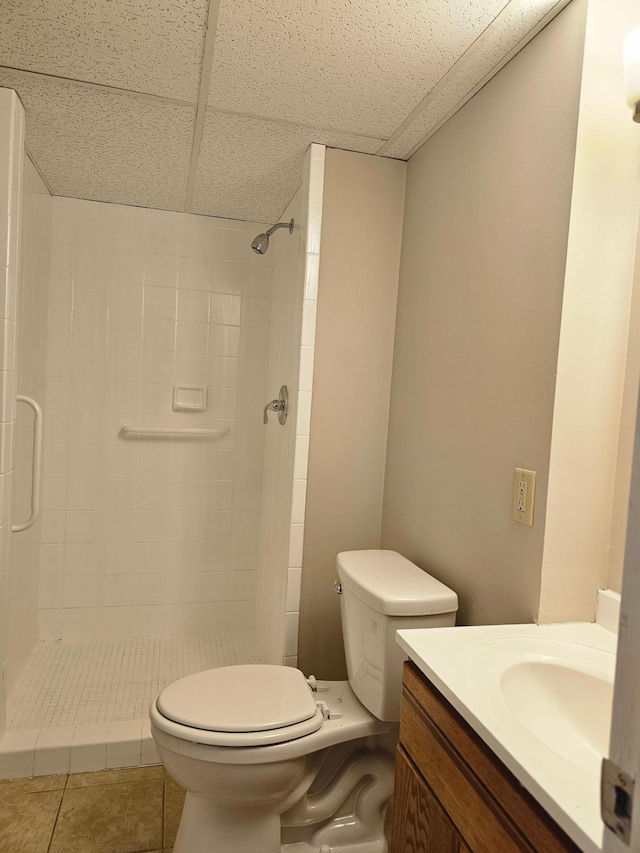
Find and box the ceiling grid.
[0,0,573,221]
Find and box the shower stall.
[0,89,325,776]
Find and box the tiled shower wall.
[257,144,324,665]
[39,199,272,641]
[9,155,51,693]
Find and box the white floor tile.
[3,630,263,778]
[8,630,262,729]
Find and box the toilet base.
[152,682,395,853]
[281,746,393,853]
[174,795,282,853]
[170,744,393,853]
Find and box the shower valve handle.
[263,385,289,425]
[263,399,283,422]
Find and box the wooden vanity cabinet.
[390,662,582,853]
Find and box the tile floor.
[0,765,184,853]
[9,631,262,729]
[0,631,263,780]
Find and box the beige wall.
[297,149,406,678]
[540,0,640,606]
[539,0,640,618]
[381,1,586,628]
[611,213,640,593]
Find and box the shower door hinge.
[602,758,634,845]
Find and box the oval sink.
[464,636,614,776]
[500,660,612,774]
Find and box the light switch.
[512,468,536,526]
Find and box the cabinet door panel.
[399,663,581,853]
[391,747,462,853]
[401,697,531,852]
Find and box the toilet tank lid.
[337,550,458,616]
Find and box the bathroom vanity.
[391,615,617,853]
[390,662,580,852]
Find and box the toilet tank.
[337,550,458,722]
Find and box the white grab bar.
[12,395,43,533]
[120,424,229,438]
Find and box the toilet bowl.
[151,674,389,852]
[151,550,458,852]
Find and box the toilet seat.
[151,679,391,764]
[154,664,325,747]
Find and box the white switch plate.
[512,468,536,526]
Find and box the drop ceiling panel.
[0,72,195,211]
[0,0,573,220]
[383,0,567,158]
[207,0,510,138]
[191,111,383,222]
[0,0,208,102]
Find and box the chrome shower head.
[251,232,270,254]
[251,218,294,255]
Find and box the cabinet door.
[399,663,580,853]
[391,746,464,853]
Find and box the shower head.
[251,232,270,254]
[251,218,294,254]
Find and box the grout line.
[184,0,223,214]
[399,0,573,160]
[46,777,67,853]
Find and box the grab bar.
[120,424,230,438]
[12,395,43,533]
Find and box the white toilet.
[150,550,458,853]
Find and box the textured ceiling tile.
[208,0,510,138]
[383,0,564,158]
[191,111,383,222]
[0,72,195,211]
[0,0,208,102]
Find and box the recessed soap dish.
[172,386,207,412]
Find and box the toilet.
[150,550,458,853]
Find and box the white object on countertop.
[595,588,621,634]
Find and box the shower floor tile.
[8,630,262,730]
[1,631,263,779]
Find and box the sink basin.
[501,658,612,773]
[464,637,614,776]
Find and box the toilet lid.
[156,664,319,733]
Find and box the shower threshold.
[0,630,263,779]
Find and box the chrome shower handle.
[263,385,289,425]
[263,399,281,423]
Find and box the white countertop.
[397,621,617,852]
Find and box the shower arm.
[266,219,294,237]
